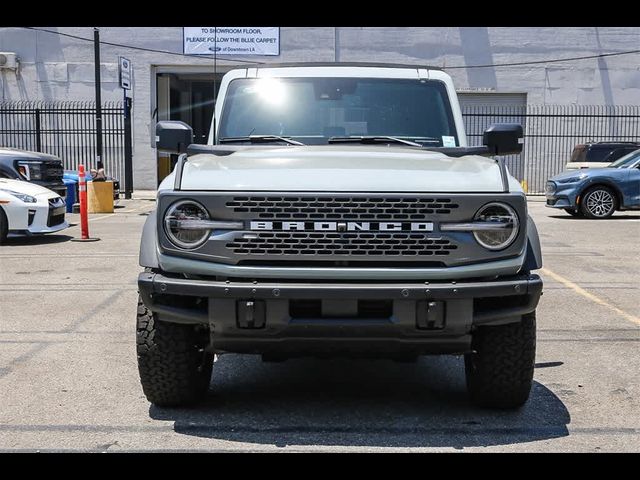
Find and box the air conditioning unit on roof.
[0,53,19,70]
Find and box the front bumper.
[545,183,580,209]
[138,271,543,356]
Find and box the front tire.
[136,296,213,407]
[465,312,536,409]
[580,186,617,219]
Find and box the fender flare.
[139,210,160,269]
[523,215,543,271]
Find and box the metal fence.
[0,100,127,185]
[2,101,639,195]
[462,104,640,194]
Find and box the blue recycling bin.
[63,177,77,213]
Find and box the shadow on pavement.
[150,354,570,448]
[3,234,74,245]
[549,215,640,220]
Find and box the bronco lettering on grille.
[249,221,434,232]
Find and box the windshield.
[218,77,459,146]
[608,148,640,168]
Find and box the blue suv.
[546,149,640,218]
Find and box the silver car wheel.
[585,189,615,217]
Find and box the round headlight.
[164,200,211,249]
[472,202,519,250]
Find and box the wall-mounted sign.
[456,87,496,93]
[183,27,280,56]
[119,56,132,90]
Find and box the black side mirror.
[156,121,193,155]
[483,123,523,156]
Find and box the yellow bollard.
[87,181,115,213]
[520,179,528,193]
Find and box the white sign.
[183,27,280,56]
[119,56,132,90]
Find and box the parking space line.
[77,204,155,223]
[541,267,640,327]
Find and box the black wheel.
[136,296,213,407]
[580,186,617,219]
[0,207,7,244]
[563,208,582,217]
[465,312,536,409]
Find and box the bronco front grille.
[225,196,459,221]
[226,232,458,257]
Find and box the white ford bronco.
[137,63,543,408]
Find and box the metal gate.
[462,104,640,194]
[0,100,131,195]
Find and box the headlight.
[472,202,519,250]
[17,162,43,180]
[0,189,37,204]
[164,200,212,249]
[545,181,556,193]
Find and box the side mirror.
[156,121,193,155]
[483,123,523,156]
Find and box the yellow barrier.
[520,180,528,193]
[87,181,114,214]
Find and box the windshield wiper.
[219,135,304,146]
[327,136,423,147]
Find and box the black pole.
[213,27,217,144]
[123,95,133,199]
[94,27,103,170]
[34,108,42,152]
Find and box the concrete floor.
[0,197,638,452]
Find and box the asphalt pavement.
[0,195,638,452]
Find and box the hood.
[0,178,60,197]
[551,167,621,182]
[168,145,510,193]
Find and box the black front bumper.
[138,272,543,356]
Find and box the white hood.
[0,178,60,198]
[166,146,515,193]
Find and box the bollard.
[71,165,100,242]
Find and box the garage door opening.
[155,72,224,185]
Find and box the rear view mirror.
[483,123,523,156]
[156,121,193,155]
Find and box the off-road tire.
[465,312,536,409]
[136,296,213,407]
[0,207,7,244]
[579,186,618,219]
[563,208,582,217]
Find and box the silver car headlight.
[164,200,212,249]
[0,189,37,204]
[472,202,519,250]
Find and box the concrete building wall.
[1,27,639,189]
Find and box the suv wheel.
[136,296,213,407]
[0,208,7,244]
[465,312,536,409]
[580,186,617,219]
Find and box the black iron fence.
[1,101,639,195]
[462,104,640,193]
[0,100,131,195]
